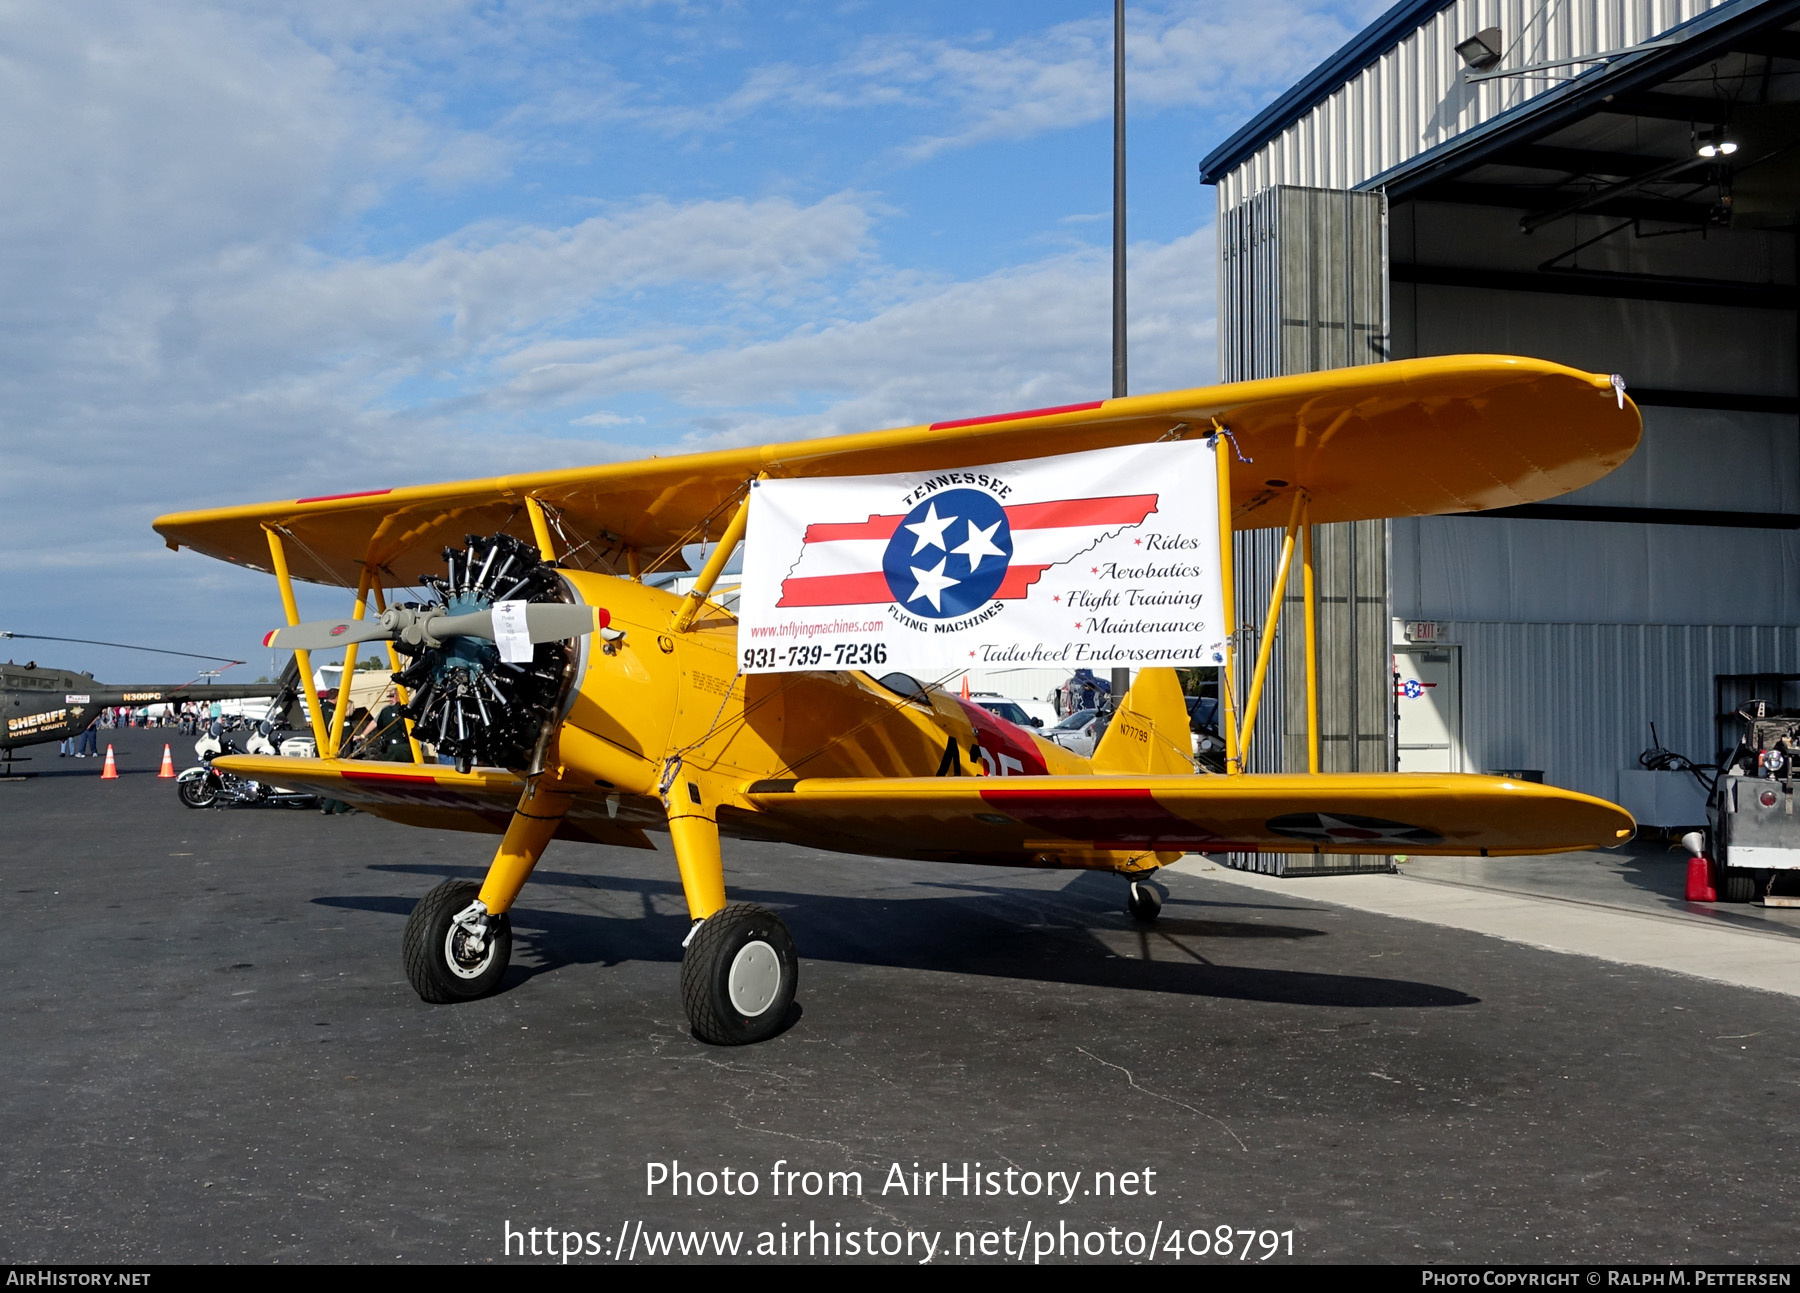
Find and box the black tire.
[402,879,512,1003]
[1127,880,1163,923]
[177,775,218,809]
[1721,867,1757,904]
[680,904,798,1045]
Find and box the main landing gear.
[403,879,513,1001]
[1126,880,1163,923]
[399,770,798,1045]
[681,904,798,1045]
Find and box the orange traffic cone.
[157,744,175,778]
[960,674,971,700]
[100,744,119,780]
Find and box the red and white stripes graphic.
[777,494,1157,608]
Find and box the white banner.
[736,441,1226,676]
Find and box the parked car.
[1187,695,1225,770]
[1045,707,1105,756]
[968,692,1046,729]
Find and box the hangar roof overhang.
[1365,0,1800,231]
[1201,0,1800,241]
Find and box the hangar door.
[1393,646,1462,773]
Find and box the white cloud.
[569,411,645,426]
[0,0,1250,668]
[651,1,1386,161]
[489,227,1218,449]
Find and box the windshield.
[1051,709,1096,731]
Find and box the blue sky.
[0,0,1388,678]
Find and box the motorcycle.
[177,719,321,809]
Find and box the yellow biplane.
[153,354,1640,1044]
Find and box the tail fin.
[1092,668,1198,775]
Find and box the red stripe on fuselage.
[958,700,1050,775]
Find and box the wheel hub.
[726,940,782,1017]
[444,907,495,979]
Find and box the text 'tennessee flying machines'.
[152,356,1641,1044]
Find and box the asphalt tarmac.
[5,729,1798,1265]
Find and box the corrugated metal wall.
[1446,621,1800,801]
[1217,0,1733,209]
[1218,186,1395,874]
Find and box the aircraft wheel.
[1127,880,1162,923]
[1720,867,1757,904]
[177,776,218,809]
[402,879,512,1003]
[681,904,797,1045]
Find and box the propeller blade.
[262,619,394,651]
[264,604,608,654]
[431,603,607,644]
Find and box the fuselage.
[548,568,1088,816]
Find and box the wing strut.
[1211,426,1242,774]
[670,482,756,633]
[370,583,425,765]
[524,496,557,563]
[264,525,332,751]
[1238,492,1306,765]
[325,563,376,758]
[1211,428,1325,775]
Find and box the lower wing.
[743,773,1634,858]
[210,755,656,848]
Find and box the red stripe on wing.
[929,400,1104,430]
[979,785,1219,848]
[295,488,394,504]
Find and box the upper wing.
[742,772,1635,858]
[153,355,1639,588]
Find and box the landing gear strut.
[1126,880,1162,923]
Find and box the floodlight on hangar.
[1696,127,1739,159]
[1454,27,1503,71]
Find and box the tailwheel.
[1126,880,1163,923]
[402,879,512,1002]
[680,904,798,1045]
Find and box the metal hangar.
[1199,0,1800,852]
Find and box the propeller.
[263,602,608,653]
[262,532,600,773]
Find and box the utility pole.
[1111,0,1132,710]
[1112,0,1127,402]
